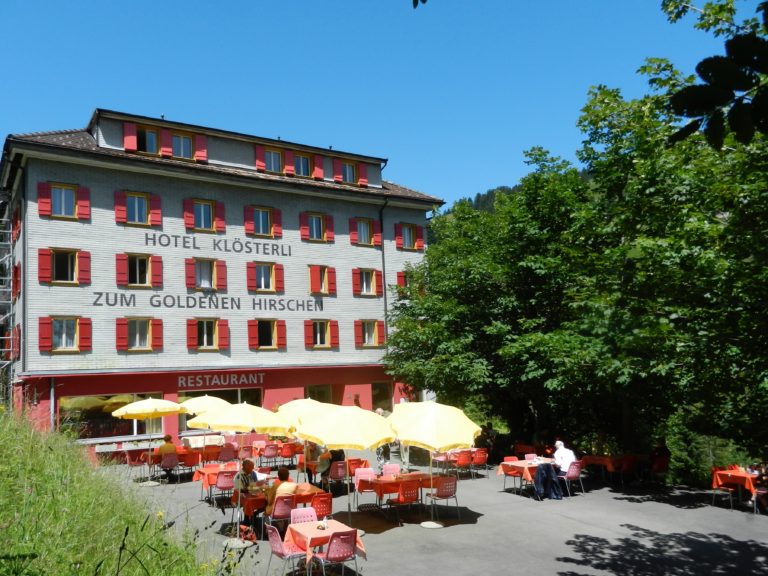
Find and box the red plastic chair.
[426,475,459,519]
[310,491,333,520]
[501,456,523,493]
[218,443,237,462]
[264,524,305,576]
[385,480,420,525]
[212,470,237,508]
[261,444,279,469]
[279,443,296,467]
[470,449,490,479]
[328,460,349,490]
[311,529,359,576]
[451,450,473,479]
[124,450,147,481]
[262,494,296,539]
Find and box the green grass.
[0,414,203,576]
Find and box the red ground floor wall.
[14,364,411,436]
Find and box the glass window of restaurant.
[58,393,162,440]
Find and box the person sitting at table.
[234,458,267,493]
[320,449,345,490]
[265,466,298,515]
[553,440,576,478]
[304,441,326,485]
[158,434,178,456]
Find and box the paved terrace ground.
[103,451,768,575]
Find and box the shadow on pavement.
[610,486,714,510]
[556,523,768,575]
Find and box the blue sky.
[0,1,756,207]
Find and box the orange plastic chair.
[470,449,490,479]
[426,475,459,519]
[452,450,473,479]
[279,443,296,467]
[385,480,420,525]
[502,456,523,492]
[310,491,333,520]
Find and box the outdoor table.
[193,462,241,499]
[234,489,267,518]
[499,458,554,486]
[712,469,757,498]
[284,518,366,563]
[357,472,441,507]
[142,446,221,467]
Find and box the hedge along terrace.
[0,414,202,575]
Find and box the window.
[51,185,76,218]
[360,270,374,295]
[355,320,385,348]
[254,208,271,236]
[402,224,416,249]
[128,319,150,350]
[137,127,158,154]
[247,261,283,293]
[256,263,272,291]
[126,193,149,225]
[248,319,286,350]
[186,258,226,290]
[396,223,424,251]
[128,255,149,286]
[341,162,356,183]
[357,219,372,245]
[258,321,275,348]
[295,154,311,177]
[308,214,324,240]
[172,133,193,159]
[187,318,228,351]
[308,265,336,295]
[244,206,281,238]
[265,149,282,173]
[307,384,332,403]
[304,319,339,349]
[52,250,77,283]
[53,318,77,350]
[194,200,214,230]
[362,321,376,345]
[352,268,382,297]
[349,217,381,247]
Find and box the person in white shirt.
[553,440,576,478]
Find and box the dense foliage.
[386,3,768,471]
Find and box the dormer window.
[172,133,193,159]
[341,162,356,183]
[295,154,311,177]
[265,150,282,173]
[137,127,158,154]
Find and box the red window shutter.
[11,209,20,243]
[277,320,287,349]
[149,194,162,226]
[218,319,229,349]
[416,225,425,249]
[395,223,403,249]
[76,186,91,220]
[357,163,368,187]
[116,318,129,350]
[151,255,163,288]
[299,213,310,240]
[313,155,325,179]
[284,150,295,176]
[330,321,340,348]
[327,267,337,295]
[377,320,386,345]
[215,260,227,290]
[247,319,259,349]
[304,320,314,347]
[349,218,358,245]
[186,319,197,349]
[38,182,52,217]
[12,325,20,360]
[115,254,128,286]
[123,122,138,151]
[275,264,285,292]
[183,199,195,229]
[114,191,127,223]
[373,220,382,246]
[272,208,283,238]
[214,202,226,232]
[244,206,255,235]
[194,135,208,162]
[255,145,266,171]
[79,318,92,351]
[332,159,342,183]
[351,268,361,296]
[12,264,20,300]
[397,271,406,287]
[38,248,52,283]
[246,262,257,291]
[375,270,383,296]
[39,317,52,352]
[354,320,363,348]
[324,215,334,242]
[309,265,321,294]
[151,319,163,349]
[185,258,196,288]
[78,251,91,285]
[159,129,173,157]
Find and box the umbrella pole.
[140,428,160,487]
[421,451,442,529]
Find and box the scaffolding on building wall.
[0,191,13,409]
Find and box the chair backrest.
[382,463,400,476]
[238,446,253,460]
[257,466,272,475]
[524,453,537,461]
[565,461,582,480]
[471,451,488,465]
[325,529,357,562]
[398,480,420,503]
[160,452,179,468]
[263,444,279,458]
[436,475,457,498]
[354,467,376,490]
[265,524,287,557]
[310,492,333,518]
[254,440,267,451]
[219,443,237,461]
[329,460,347,480]
[290,506,317,524]
[215,470,237,490]
[503,456,519,462]
[455,450,472,467]
[280,443,295,457]
[272,495,296,519]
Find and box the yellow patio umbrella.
[60,396,106,411]
[112,398,189,487]
[180,394,232,416]
[276,398,332,428]
[101,393,136,413]
[186,402,292,436]
[388,401,481,528]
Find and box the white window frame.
[128,255,149,286]
[360,269,374,295]
[194,201,214,230]
[255,263,273,291]
[257,320,276,349]
[362,320,377,346]
[265,150,282,173]
[197,319,217,349]
[52,250,77,283]
[172,134,193,159]
[128,319,150,350]
[402,224,416,249]
[51,185,76,218]
[308,214,324,241]
[126,193,149,225]
[295,155,311,177]
[341,162,356,183]
[313,320,328,347]
[253,207,272,236]
[53,317,77,350]
[195,260,214,290]
[357,219,372,245]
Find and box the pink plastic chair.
[353,467,376,509]
[218,443,237,462]
[290,506,317,524]
[311,492,333,520]
[382,463,400,476]
[261,444,279,469]
[524,453,537,461]
[311,529,359,576]
[561,461,585,496]
[264,524,305,576]
[262,494,296,539]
